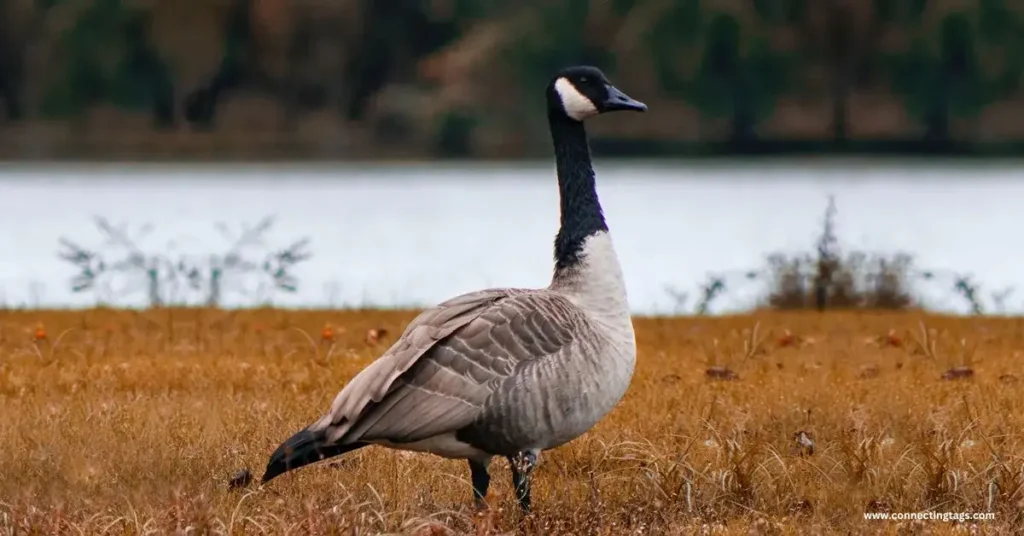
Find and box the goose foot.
[468,459,491,508]
[508,450,538,513]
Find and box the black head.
[546,66,647,121]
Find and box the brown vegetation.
[762,197,917,312]
[1,308,1023,534]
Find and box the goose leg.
[468,459,491,507]
[508,450,538,513]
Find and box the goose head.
[547,66,647,122]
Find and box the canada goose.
[261,65,646,512]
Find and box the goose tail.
[261,427,367,484]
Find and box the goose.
[261,65,646,512]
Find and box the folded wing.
[307,288,581,446]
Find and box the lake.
[0,160,1021,315]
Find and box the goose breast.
[456,294,637,454]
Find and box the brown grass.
[1,308,1023,534]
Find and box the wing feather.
[307,288,582,447]
[307,288,511,442]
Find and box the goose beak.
[602,85,647,113]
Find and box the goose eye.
[579,76,588,83]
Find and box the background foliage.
[2,0,1024,158]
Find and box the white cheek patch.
[554,77,598,121]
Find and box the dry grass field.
[1,308,1022,535]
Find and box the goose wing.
[307,288,580,445]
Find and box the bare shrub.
[763,196,916,311]
[765,250,916,310]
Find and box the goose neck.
[548,114,627,315]
[550,113,608,276]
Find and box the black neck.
[550,112,608,274]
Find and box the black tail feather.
[261,428,367,484]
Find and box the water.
[1,160,1021,315]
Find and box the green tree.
[690,13,790,146]
[645,3,790,146]
[40,0,174,127]
[501,0,617,110]
[760,0,927,145]
[888,6,1022,146]
[646,0,701,98]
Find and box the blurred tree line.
[1,0,1023,159]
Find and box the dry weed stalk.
[703,322,770,382]
[908,320,939,360]
[741,322,769,359]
